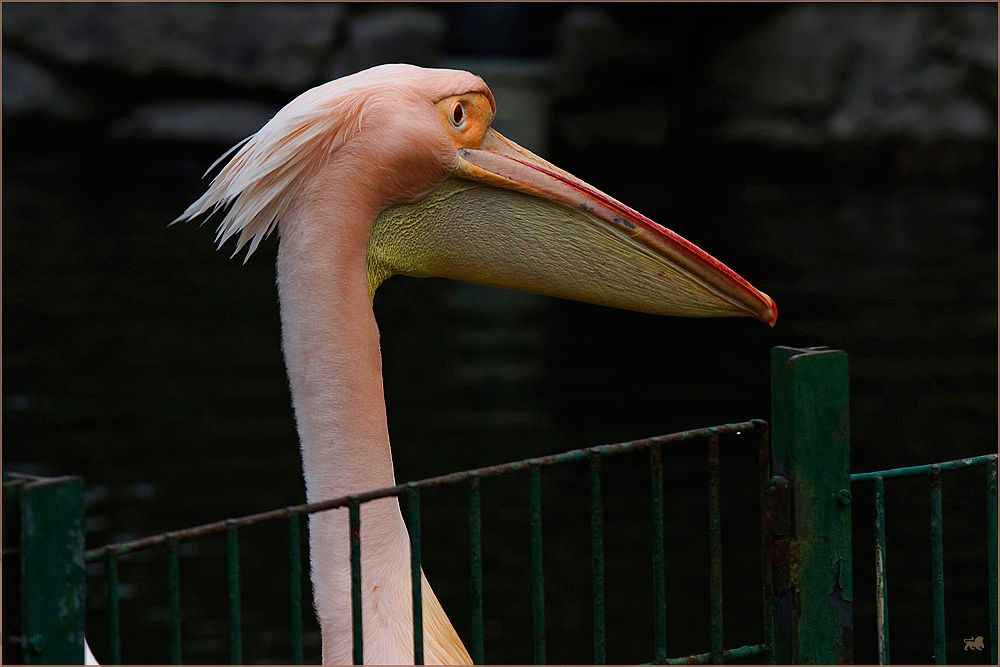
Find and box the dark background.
[4,3,996,664]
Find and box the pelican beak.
[367,128,776,326]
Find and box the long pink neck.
[276,186,415,664]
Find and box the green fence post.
[19,476,87,665]
[768,346,853,664]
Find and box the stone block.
[2,3,345,90]
[711,3,997,145]
[2,50,93,120]
[326,6,446,80]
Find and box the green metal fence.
[3,475,87,664]
[851,455,998,665]
[3,346,997,665]
[764,346,998,665]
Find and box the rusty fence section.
[100,421,769,665]
[3,345,997,665]
[5,421,770,666]
[850,455,998,665]
[763,346,998,666]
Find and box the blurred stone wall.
[5,3,996,153]
[712,3,997,146]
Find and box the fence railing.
[850,455,998,665]
[101,421,768,665]
[3,346,997,665]
[4,423,770,665]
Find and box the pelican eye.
[450,102,465,128]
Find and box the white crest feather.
[171,77,372,262]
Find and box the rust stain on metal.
[833,412,850,441]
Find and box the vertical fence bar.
[408,485,424,665]
[873,477,889,665]
[988,460,998,666]
[707,434,724,665]
[929,467,945,664]
[3,477,26,666]
[19,476,86,665]
[167,536,182,665]
[768,346,853,664]
[105,548,122,665]
[590,454,606,665]
[349,499,363,666]
[287,510,304,665]
[226,521,243,665]
[650,443,667,664]
[468,476,485,665]
[757,420,778,666]
[529,466,546,665]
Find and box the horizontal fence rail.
[850,454,999,666]
[81,420,769,665]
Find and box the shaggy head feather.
[172,64,493,262]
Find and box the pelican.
[174,64,775,665]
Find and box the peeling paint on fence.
[767,347,853,664]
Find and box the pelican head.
[176,63,776,326]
